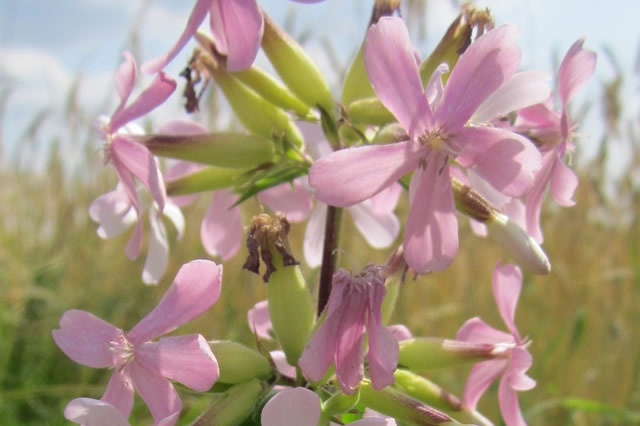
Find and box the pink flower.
[89,184,185,285]
[514,39,596,243]
[101,52,175,259]
[142,0,264,74]
[456,263,535,426]
[52,260,222,425]
[309,17,541,273]
[299,265,398,394]
[261,387,396,426]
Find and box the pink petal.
[261,387,321,426]
[437,24,521,129]
[472,70,551,124]
[492,263,523,340]
[364,17,432,138]
[248,300,273,340]
[387,324,412,342]
[369,182,402,215]
[89,186,135,238]
[550,155,578,206]
[303,203,326,268]
[300,122,333,159]
[134,334,219,391]
[101,371,135,421]
[455,126,541,197]
[141,0,214,74]
[456,317,513,345]
[403,155,458,273]
[127,260,223,344]
[462,359,508,410]
[125,219,143,260]
[110,73,176,132]
[270,350,296,379]
[309,141,422,207]
[258,180,314,222]
[157,118,209,135]
[127,363,181,425]
[558,39,597,106]
[508,347,536,391]
[334,288,368,394]
[142,212,169,285]
[52,310,122,368]
[113,52,137,113]
[201,190,243,260]
[498,374,527,426]
[299,277,348,380]
[213,0,264,72]
[349,203,399,249]
[524,151,556,244]
[64,398,129,426]
[111,137,167,212]
[366,284,398,390]
[163,203,185,239]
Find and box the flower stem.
[317,205,343,316]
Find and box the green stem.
[317,206,343,316]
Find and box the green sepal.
[191,379,266,426]
[232,164,309,208]
[399,337,497,371]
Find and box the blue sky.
[0,0,637,175]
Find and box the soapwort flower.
[52,260,222,425]
[299,265,398,394]
[456,263,535,426]
[310,17,542,273]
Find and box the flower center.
[108,335,135,371]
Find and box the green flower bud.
[399,337,502,370]
[136,132,274,168]
[322,390,360,418]
[347,97,395,126]
[262,12,334,117]
[209,340,272,384]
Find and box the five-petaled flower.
[309,17,543,273]
[456,262,536,426]
[101,51,175,260]
[52,260,222,425]
[299,264,398,394]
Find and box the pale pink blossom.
[309,17,542,273]
[456,263,535,426]
[52,260,222,425]
[514,39,596,243]
[89,184,185,285]
[261,387,396,426]
[299,265,398,394]
[100,52,175,259]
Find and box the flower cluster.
[53,1,596,425]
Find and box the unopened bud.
[209,340,272,384]
[322,390,360,418]
[261,11,334,117]
[399,338,503,371]
[487,212,551,275]
[191,379,265,426]
[371,123,409,145]
[135,132,274,169]
[166,166,246,197]
[348,97,395,126]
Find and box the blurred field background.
[2,1,640,425]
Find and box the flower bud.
[135,132,274,168]
[322,390,360,418]
[262,12,334,117]
[487,211,551,275]
[359,379,461,425]
[399,338,505,370]
[243,213,315,365]
[165,166,246,197]
[347,97,395,126]
[233,66,313,119]
[209,340,272,384]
